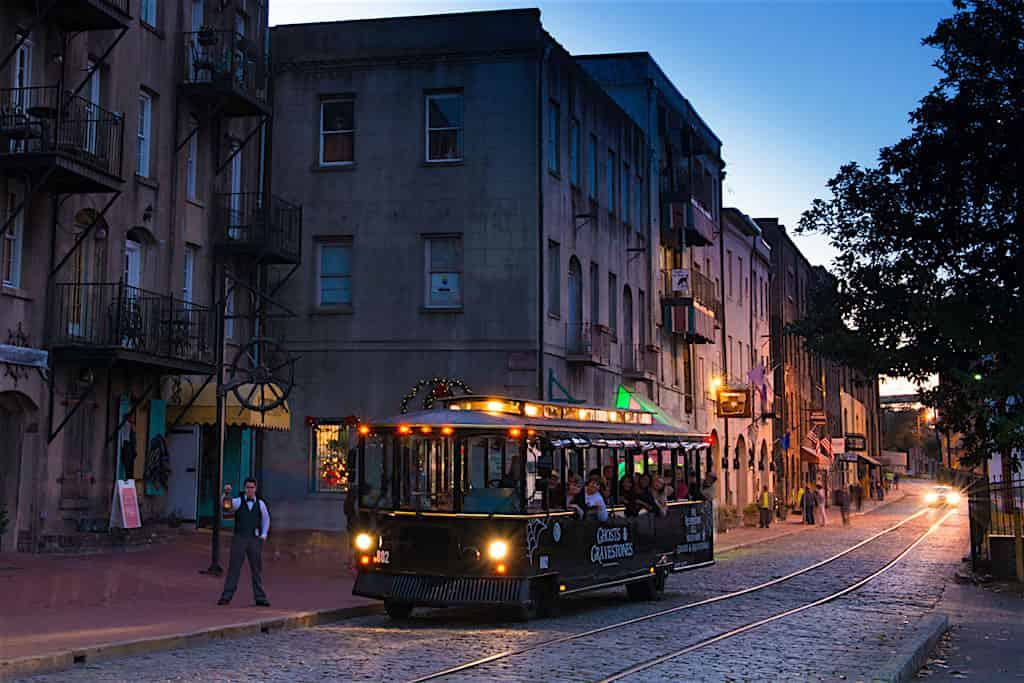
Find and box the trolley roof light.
[444,396,654,426]
[441,426,454,435]
[358,425,371,436]
[398,425,412,435]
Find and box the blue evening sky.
[271,0,949,395]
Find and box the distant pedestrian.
[758,485,773,528]
[218,478,271,607]
[815,484,827,527]
[801,483,816,525]
[836,487,850,526]
[894,472,901,490]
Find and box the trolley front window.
[359,435,393,509]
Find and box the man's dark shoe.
[255,599,271,607]
[217,598,230,606]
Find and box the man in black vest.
[218,477,271,606]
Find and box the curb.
[872,613,949,683]
[0,603,383,682]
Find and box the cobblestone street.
[14,483,968,683]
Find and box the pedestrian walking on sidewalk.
[836,487,850,526]
[218,478,271,607]
[801,483,816,525]
[758,486,773,528]
[894,472,900,490]
[815,484,827,526]
[855,480,865,511]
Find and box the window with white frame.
[424,235,463,308]
[183,246,196,303]
[224,278,235,339]
[137,92,152,177]
[317,240,352,307]
[569,119,580,186]
[140,0,157,26]
[2,188,24,289]
[548,101,559,174]
[311,422,350,492]
[425,93,463,162]
[185,116,198,200]
[320,98,354,165]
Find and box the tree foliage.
[796,0,1024,467]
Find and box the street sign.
[671,268,690,295]
[717,387,752,418]
[845,433,867,451]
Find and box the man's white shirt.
[228,497,271,539]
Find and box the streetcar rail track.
[594,508,956,682]
[406,506,937,683]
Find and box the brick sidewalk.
[0,530,375,673]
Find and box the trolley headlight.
[355,533,374,551]
[924,492,939,504]
[946,492,961,505]
[488,540,509,560]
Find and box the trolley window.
[399,437,455,512]
[359,435,393,509]
[463,436,524,514]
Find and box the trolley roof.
[366,396,709,445]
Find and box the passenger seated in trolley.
[571,472,609,521]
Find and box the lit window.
[320,98,354,165]
[425,93,463,162]
[424,235,463,308]
[312,423,350,493]
[317,241,352,306]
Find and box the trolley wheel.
[384,600,414,620]
[626,576,657,601]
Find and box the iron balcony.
[180,30,270,117]
[213,193,303,265]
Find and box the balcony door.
[122,240,142,348]
[66,241,90,338]
[567,257,582,353]
[228,143,242,238]
[8,38,32,154]
[84,61,100,155]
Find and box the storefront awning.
[164,376,291,431]
[858,453,881,467]
[615,385,686,429]
[801,446,830,467]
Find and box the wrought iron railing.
[51,282,214,366]
[182,30,267,103]
[214,192,302,262]
[622,344,658,375]
[101,0,131,15]
[691,268,722,320]
[566,322,611,365]
[0,84,124,179]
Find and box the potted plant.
[742,502,760,527]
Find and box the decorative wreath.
[400,376,473,414]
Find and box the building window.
[608,272,618,335]
[727,249,734,299]
[317,240,352,307]
[2,188,24,289]
[140,0,157,26]
[185,117,198,200]
[588,134,598,199]
[136,91,152,177]
[635,173,642,228]
[569,119,579,186]
[424,235,463,307]
[425,92,463,162]
[548,101,560,174]
[548,240,560,317]
[622,163,630,224]
[183,246,195,303]
[311,423,350,492]
[638,289,646,348]
[224,278,235,340]
[607,150,616,214]
[589,261,599,324]
[320,98,354,165]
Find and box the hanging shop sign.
[716,387,752,419]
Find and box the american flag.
[804,428,833,460]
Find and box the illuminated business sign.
[845,433,867,451]
[717,387,752,419]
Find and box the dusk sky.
[270,0,950,395]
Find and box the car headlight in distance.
[488,540,508,560]
[355,533,374,551]
[946,492,961,505]
[924,492,939,504]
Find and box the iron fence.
[182,30,267,103]
[0,84,124,179]
[966,473,1024,575]
[51,282,215,366]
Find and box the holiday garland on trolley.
[400,376,473,414]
